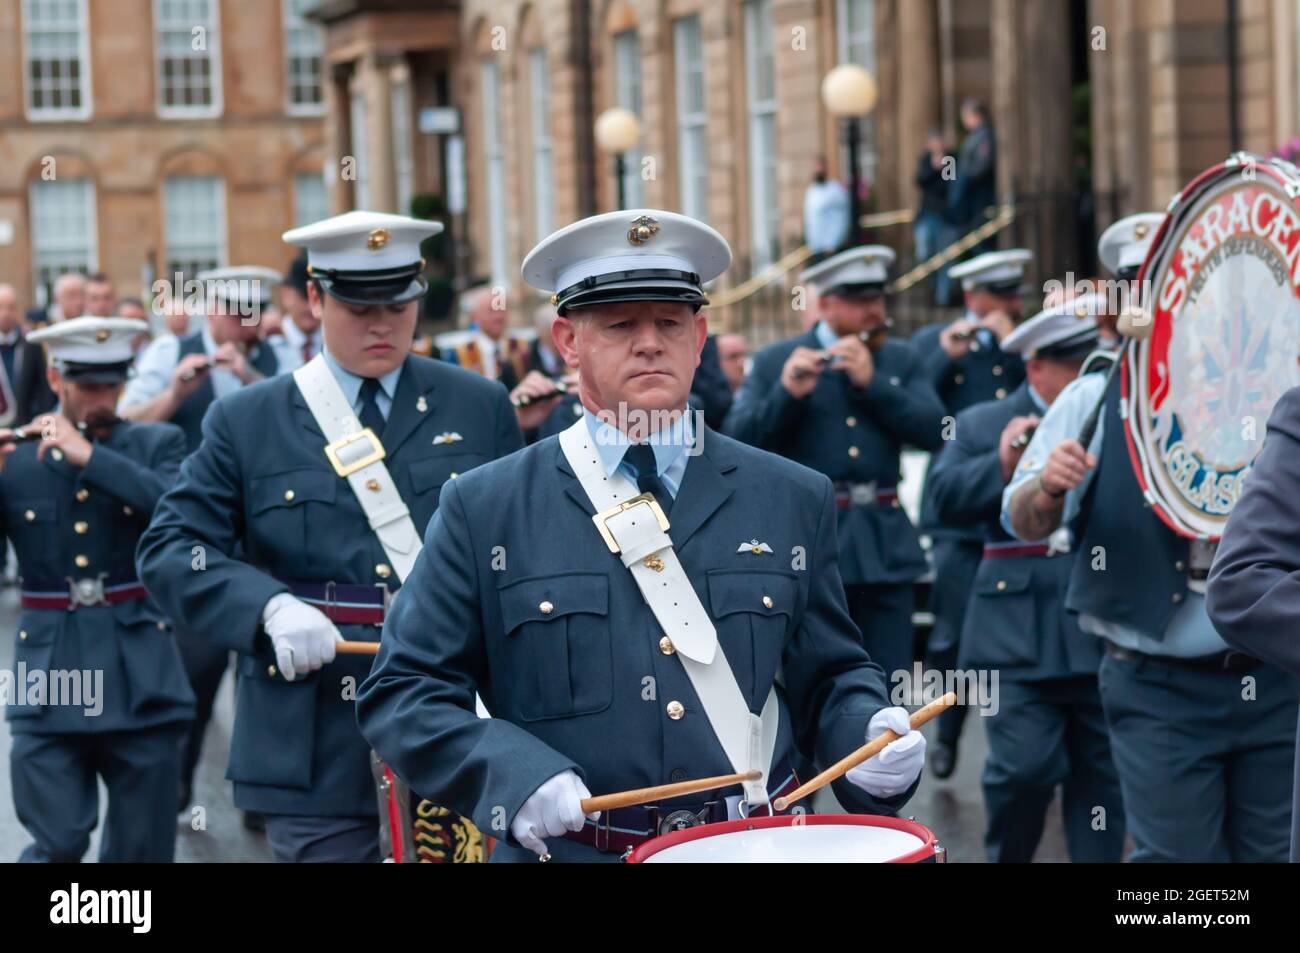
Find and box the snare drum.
[627,813,944,863]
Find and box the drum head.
[628,814,937,864]
[1125,156,1300,539]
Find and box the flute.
[0,417,121,447]
[511,379,570,408]
[1011,425,1037,450]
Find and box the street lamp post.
[821,64,879,247]
[594,107,642,211]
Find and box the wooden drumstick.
[580,770,762,814]
[772,692,958,811]
[335,641,380,655]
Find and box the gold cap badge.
[1134,223,1148,240]
[96,329,110,342]
[367,227,391,251]
[628,215,660,246]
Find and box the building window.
[164,176,225,279]
[836,0,877,184]
[673,15,708,223]
[22,0,91,119]
[529,49,555,241]
[294,171,328,227]
[283,0,323,114]
[612,29,643,208]
[155,0,222,116]
[391,74,414,215]
[481,58,508,288]
[743,0,779,268]
[29,178,96,306]
[348,87,370,209]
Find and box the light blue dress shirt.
[582,407,693,499]
[1000,371,1226,657]
[322,347,401,422]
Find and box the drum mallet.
[580,771,762,815]
[1073,303,1153,451]
[772,692,957,812]
[335,641,381,655]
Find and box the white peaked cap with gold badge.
[1097,212,1164,277]
[800,245,897,297]
[283,210,443,306]
[948,249,1033,294]
[1001,291,1105,361]
[521,209,731,315]
[28,316,149,383]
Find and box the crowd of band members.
[2,215,1295,864]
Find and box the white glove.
[846,706,927,799]
[261,593,338,682]
[511,770,598,858]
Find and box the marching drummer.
[723,245,946,681]
[3,317,194,861]
[1001,216,1298,861]
[136,211,525,862]
[927,294,1124,862]
[911,248,1032,779]
[357,210,928,862]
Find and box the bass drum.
[372,753,490,863]
[1125,153,1300,540]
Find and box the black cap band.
[60,359,133,384]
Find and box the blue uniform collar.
[582,406,694,478]
[1027,382,1049,414]
[321,347,402,407]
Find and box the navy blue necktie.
[624,443,672,517]
[359,378,385,435]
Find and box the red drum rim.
[626,813,939,864]
[1123,153,1300,540]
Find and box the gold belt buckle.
[591,492,670,554]
[325,428,386,478]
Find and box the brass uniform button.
[762,595,774,609]
[24,510,35,522]
[846,416,857,427]
[954,374,965,385]
[19,630,27,641]
[123,506,133,516]
[268,665,277,678]
[75,555,89,568]
[666,701,685,720]
[74,521,89,534]
[450,472,459,479]
[375,563,392,579]
[539,600,554,615]
[76,489,90,502]
[156,621,167,631]
[992,365,1004,376]
[996,580,1007,591]
[283,489,296,502]
[1175,560,1186,572]
[848,446,860,458]
[366,478,381,492]
[659,636,675,655]
[995,388,1008,399]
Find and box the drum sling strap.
[293,355,421,582]
[559,419,779,810]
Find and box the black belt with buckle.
[1104,641,1261,674]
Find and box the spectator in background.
[915,127,956,307]
[85,272,115,316]
[26,272,85,329]
[949,99,998,258]
[116,297,148,322]
[0,282,56,426]
[716,332,749,394]
[441,285,532,390]
[803,155,851,264]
